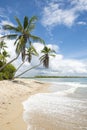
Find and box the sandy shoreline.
[0,78,50,130]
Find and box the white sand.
[0,78,49,130]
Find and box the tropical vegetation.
[0,62,16,80]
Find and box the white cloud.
[0,7,16,36]
[71,0,87,11]
[0,20,15,35]
[50,57,87,74]
[41,0,87,27]
[77,21,87,25]
[3,41,87,77]
[1,20,14,26]
[42,3,77,27]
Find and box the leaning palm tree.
[0,16,45,71]
[15,46,56,78]
[14,45,38,75]
[40,46,56,68]
[2,16,44,61]
[26,45,38,63]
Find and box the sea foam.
[23,86,87,130]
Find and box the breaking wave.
[23,82,87,130]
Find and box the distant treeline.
[34,76,87,78]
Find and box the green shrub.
[0,62,16,80]
[0,72,4,80]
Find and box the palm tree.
[40,46,56,68]
[0,16,45,71]
[2,16,45,61]
[26,45,38,63]
[15,46,56,78]
[14,45,38,75]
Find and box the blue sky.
[0,0,87,76]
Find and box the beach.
[0,78,49,130]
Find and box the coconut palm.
[15,46,56,78]
[40,46,56,68]
[2,16,45,61]
[26,45,38,63]
[14,45,38,75]
[0,16,45,71]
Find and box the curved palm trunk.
[0,54,19,71]
[14,61,25,75]
[15,63,42,78]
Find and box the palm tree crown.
[2,16,45,62]
[26,45,38,63]
[40,46,56,68]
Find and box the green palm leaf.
[40,46,56,68]
[29,34,45,44]
[23,16,28,29]
[14,16,22,30]
[29,16,38,25]
[1,34,18,39]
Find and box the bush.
[0,62,16,80]
[0,72,4,80]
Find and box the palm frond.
[30,34,45,44]
[50,54,56,57]
[3,24,19,32]
[29,16,38,24]
[24,16,28,29]
[14,36,20,45]
[1,34,18,39]
[31,45,38,56]
[14,16,22,29]
[50,49,56,53]
[27,24,35,32]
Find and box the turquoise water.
[23,78,87,130]
[35,77,87,84]
[35,78,87,99]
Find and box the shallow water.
[23,78,87,130]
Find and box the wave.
[23,82,87,130]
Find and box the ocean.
[23,78,87,130]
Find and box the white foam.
[50,82,87,96]
[23,91,87,130]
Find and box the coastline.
[0,78,50,130]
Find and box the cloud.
[77,21,87,25]
[0,7,15,36]
[41,0,87,28]
[50,57,87,75]
[71,0,87,11]
[3,41,87,77]
[41,2,77,27]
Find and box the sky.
[0,0,87,76]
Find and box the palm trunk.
[0,54,19,71]
[14,61,25,75]
[15,63,42,78]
